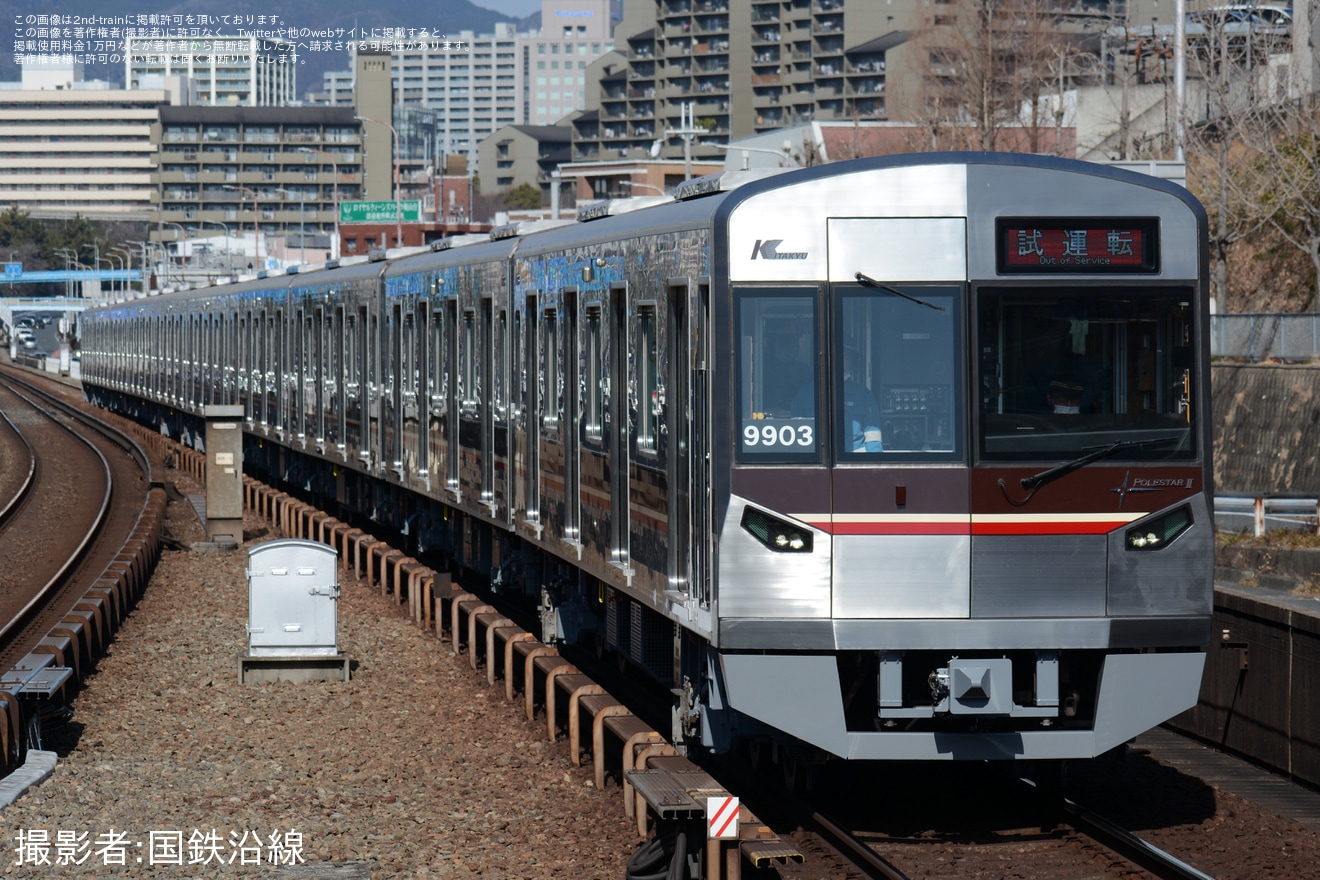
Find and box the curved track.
[0,366,166,768]
[0,379,113,649]
[0,405,36,527]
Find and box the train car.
[79,153,1213,770]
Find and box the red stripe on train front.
[797,514,1145,536]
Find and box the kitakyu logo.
[750,239,809,260]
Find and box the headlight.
[1125,505,1192,551]
[742,506,814,554]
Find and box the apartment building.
[0,61,179,220]
[571,0,919,164]
[477,123,573,197]
[154,105,363,251]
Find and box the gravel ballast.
[2,473,637,878]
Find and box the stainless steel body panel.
[832,534,971,618]
[719,651,1205,759]
[717,495,833,618]
[971,534,1108,618]
[718,614,1212,651]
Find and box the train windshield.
[835,284,962,461]
[977,288,1196,460]
[734,284,963,463]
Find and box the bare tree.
[903,0,1080,151]
[1182,11,1283,312]
[1182,7,1300,310]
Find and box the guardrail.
[1215,493,1319,536]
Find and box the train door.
[609,285,629,566]
[313,304,326,449]
[237,312,249,419]
[344,306,362,459]
[387,301,403,474]
[426,290,449,491]
[256,306,269,427]
[667,285,693,600]
[189,315,200,409]
[564,289,581,545]
[523,297,540,523]
[445,297,460,493]
[400,305,419,479]
[273,306,285,434]
[329,304,345,456]
[164,314,175,406]
[825,218,968,620]
[491,303,510,519]
[481,296,495,505]
[294,305,307,443]
[538,303,562,540]
[414,302,429,482]
[691,283,711,606]
[367,301,382,473]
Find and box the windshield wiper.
[854,272,946,311]
[1020,436,1182,491]
[999,436,1183,506]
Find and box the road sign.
[339,200,422,224]
[4,263,21,277]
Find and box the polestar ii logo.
[750,239,808,260]
[1110,471,1194,509]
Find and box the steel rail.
[1064,798,1216,880]
[0,405,37,526]
[809,812,912,880]
[0,378,113,646]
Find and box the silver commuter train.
[80,153,1214,766]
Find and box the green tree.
[503,182,543,210]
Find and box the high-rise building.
[126,36,298,106]
[316,1,615,177]
[573,0,916,164]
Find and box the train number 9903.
[742,419,815,451]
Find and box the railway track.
[801,805,1216,880]
[0,366,167,770]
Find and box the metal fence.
[1212,313,1320,361]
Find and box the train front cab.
[709,156,1214,762]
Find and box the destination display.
[998,218,1158,273]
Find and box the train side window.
[429,301,445,406]
[637,305,658,453]
[493,309,507,422]
[585,304,603,441]
[345,313,358,392]
[402,312,416,396]
[461,309,476,409]
[542,309,559,431]
[735,288,819,463]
